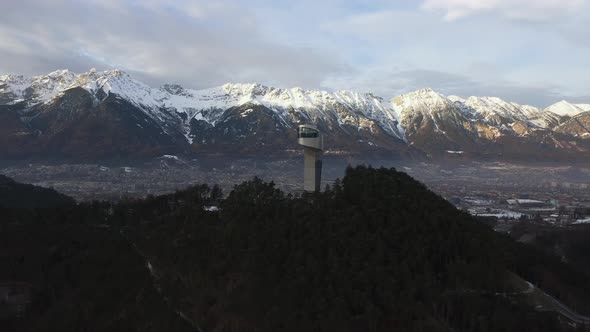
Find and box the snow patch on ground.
[122,167,135,173]
[507,199,544,205]
[160,154,181,161]
[469,208,523,219]
[241,108,254,117]
[573,217,590,224]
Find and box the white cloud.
[319,6,590,106]
[421,0,586,21]
[0,0,345,90]
[0,0,588,106]
[323,66,587,107]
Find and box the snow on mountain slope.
[390,89,492,154]
[527,111,563,129]
[392,88,466,133]
[555,112,590,138]
[29,69,78,102]
[448,95,569,131]
[0,69,407,143]
[1,69,190,141]
[545,101,590,117]
[463,97,538,123]
[0,74,30,103]
[155,82,406,140]
[1,68,166,110]
[0,69,77,104]
[2,68,590,150]
[397,91,556,143]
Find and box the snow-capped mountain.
[392,90,557,148]
[451,96,539,125]
[1,68,590,160]
[544,101,590,117]
[391,89,478,153]
[1,69,405,141]
[0,69,77,105]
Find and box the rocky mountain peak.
[2,68,590,160]
[392,88,453,115]
[221,83,269,98]
[161,83,189,96]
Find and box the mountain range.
[2,68,590,161]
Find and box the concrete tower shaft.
[298,125,323,192]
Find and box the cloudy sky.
[1,0,589,106]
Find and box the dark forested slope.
[1,167,589,331]
[0,174,75,208]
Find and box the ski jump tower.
[297,124,324,192]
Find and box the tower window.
[298,127,319,138]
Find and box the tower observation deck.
[297,125,324,192]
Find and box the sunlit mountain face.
[1,69,590,161]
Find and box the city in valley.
[2,156,590,233]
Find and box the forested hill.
[0,174,75,208]
[2,167,590,331]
